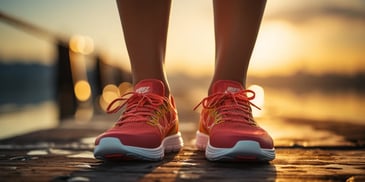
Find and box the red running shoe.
[195,80,275,161]
[94,79,183,161]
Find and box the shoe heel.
[195,131,209,150]
[164,132,183,153]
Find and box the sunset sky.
[0,0,364,76]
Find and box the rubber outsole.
[94,132,183,161]
[196,131,275,161]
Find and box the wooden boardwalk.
[0,118,364,181]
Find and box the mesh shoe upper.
[95,79,179,148]
[195,80,274,149]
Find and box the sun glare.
[251,21,298,75]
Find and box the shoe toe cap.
[209,123,274,149]
[95,124,162,148]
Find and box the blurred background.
[0,0,364,142]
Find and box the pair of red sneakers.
[94,79,275,161]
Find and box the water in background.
[263,88,365,124]
[0,102,58,139]
[0,63,58,139]
[169,73,365,125]
[1,71,364,140]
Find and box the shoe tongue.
[211,80,243,94]
[134,79,165,96]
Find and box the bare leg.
[211,0,266,92]
[116,0,171,95]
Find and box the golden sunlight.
[248,84,265,117]
[250,21,299,75]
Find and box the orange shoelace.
[107,91,169,125]
[194,89,260,125]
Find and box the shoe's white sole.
[94,132,183,161]
[196,131,275,161]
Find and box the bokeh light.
[99,82,133,112]
[74,80,91,102]
[69,35,94,55]
[118,82,133,94]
